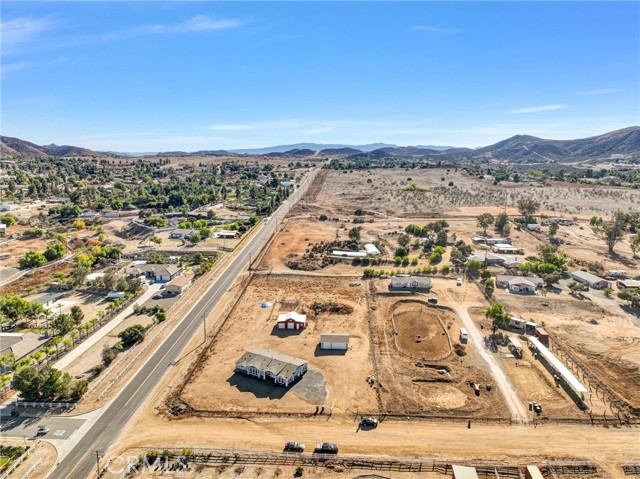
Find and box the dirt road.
[453,305,529,421]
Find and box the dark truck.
[314,443,339,454]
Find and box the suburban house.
[276,311,307,330]
[496,275,544,293]
[467,251,506,267]
[169,228,196,240]
[320,333,350,350]
[617,279,640,289]
[127,264,183,283]
[571,271,611,289]
[165,275,192,295]
[492,244,524,254]
[388,277,431,292]
[235,348,308,387]
[0,332,48,367]
[31,291,65,309]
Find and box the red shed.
[276,311,307,330]
[535,327,549,345]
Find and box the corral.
[391,300,451,360]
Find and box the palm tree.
[50,337,63,358]
[70,328,80,345]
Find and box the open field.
[310,169,640,218]
[179,274,377,415]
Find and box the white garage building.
[320,333,349,350]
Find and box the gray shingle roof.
[236,348,307,381]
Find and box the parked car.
[359,417,378,428]
[456,278,463,286]
[428,298,438,305]
[284,442,305,453]
[314,443,339,454]
[36,425,49,435]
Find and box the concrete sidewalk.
[53,284,162,371]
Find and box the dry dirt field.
[179,274,377,415]
[0,262,72,295]
[309,169,640,218]
[0,225,51,268]
[369,279,508,418]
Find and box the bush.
[19,251,46,268]
[319,214,328,221]
[118,324,146,348]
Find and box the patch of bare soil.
[370,288,508,418]
[391,301,451,360]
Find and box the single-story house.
[526,224,542,231]
[364,244,381,256]
[0,204,19,212]
[617,279,640,289]
[127,264,183,283]
[467,252,506,267]
[169,228,197,240]
[235,348,307,387]
[389,277,431,292]
[31,291,65,309]
[80,210,99,218]
[0,332,48,365]
[452,465,479,479]
[165,275,192,295]
[496,275,544,293]
[571,271,611,289]
[485,237,512,245]
[281,181,295,188]
[492,244,524,254]
[217,230,239,238]
[276,311,307,330]
[320,333,350,350]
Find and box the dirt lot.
[392,300,451,360]
[369,278,508,418]
[0,262,72,295]
[179,274,377,415]
[0,225,51,268]
[309,169,640,218]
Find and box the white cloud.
[508,105,567,114]
[2,61,33,73]
[0,17,57,46]
[139,15,247,35]
[304,127,334,134]
[411,25,462,35]
[577,88,617,96]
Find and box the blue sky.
[2,1,639,151]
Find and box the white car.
[456,278,463,286]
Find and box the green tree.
[52,314,74,336]
[631,234,640,258]
[494,212,509,235]
[19,251,46,268]
[517,198,540,222]
[591,211,629,254]
[0,214,16,226]
[568,280,589,297]
[618,288,640,307]
[476,213,495,235]
[485,302,510,329]
[119,324,146,348]
[397,233,411,248]
[70,306,84,326]
[548,222,559,238]
[44,241,66,261]
[149,235,162,245]
[466,259,482,276]
[348,227,361,242]
[188,232,201,244]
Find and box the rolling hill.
[0,136,101,157]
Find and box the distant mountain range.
[1,127,638,163]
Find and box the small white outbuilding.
[320,333,349,350]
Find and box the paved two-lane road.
[53,168,320,478]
